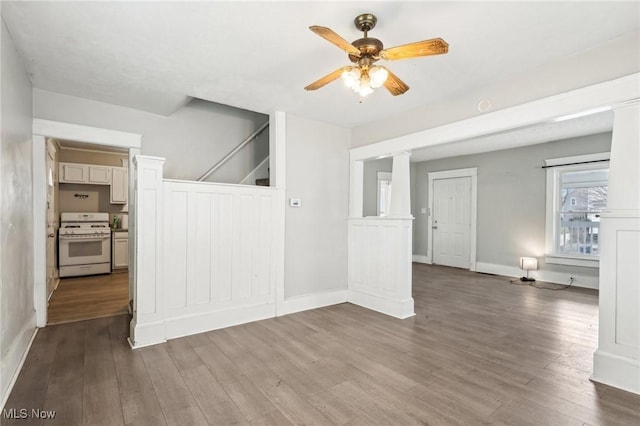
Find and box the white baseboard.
[278,289,347,316]
[129,318,167,349]
[592,349,640,394]
[1,317,38,410]
[475,261,599,290]
[347,289,415,319]
[164,303,276,341]
[412,255,431,264]
[130,302,277,349]
[130,290,349,348]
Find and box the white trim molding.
[475,261,599,290]
[427,167,478,271]
[279,290,348,317]
[544,152,610,268]
[545,254,599,268]
[412,255,431,264]
[32,120,142,328]
[33,118,141,148]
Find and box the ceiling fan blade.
[309,26,361,57]
[382,68,409,96]
[380,38,448,61]
[304,67,347,91]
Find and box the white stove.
[59,212,112,277]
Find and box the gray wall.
[411,132,612,279]
[34,89,268,183]
[363,158,392,217]
[1,15,36,402]
[285,114,349,298]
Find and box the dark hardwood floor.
[4,264,639,425]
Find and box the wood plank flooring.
[4,264,640,425]
[47,271,129,325]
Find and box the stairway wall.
[33,90,268,182]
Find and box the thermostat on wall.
[289,198,301,207]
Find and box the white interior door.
[432,177,471,268]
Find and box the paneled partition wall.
[130,156,279,347]
[347,152,415,319]
[348,218,414,318]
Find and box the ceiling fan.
[304,13,448,97]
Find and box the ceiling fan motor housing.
[350,14,382,64]
[349,38,384,63]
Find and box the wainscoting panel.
[161,181,277,339]
[348,217,415,319]
[164,181,276,310]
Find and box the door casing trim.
[427,167,477,270]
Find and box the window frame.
[544,152,610,268]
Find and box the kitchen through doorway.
[44,138,131,325]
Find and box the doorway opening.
[46,139,131,324]
[33,119,141,328]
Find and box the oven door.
[59,234,111,266]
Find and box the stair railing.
[197,121,269,182]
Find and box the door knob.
[432,226,438,230]
[48,233,55,238]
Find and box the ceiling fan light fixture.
[369,66,388,88]
[341,65,385,97]
[356,77,374,97]
[341,66,361,89]
[307,13,445,97]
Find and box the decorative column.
[129,155,166,348]
[592,100,640,394]
[389,151,412,217]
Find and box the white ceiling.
[3,1,639,130]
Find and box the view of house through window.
[558,167,608,256]
[377,172,392,216]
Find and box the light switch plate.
[289,198,301,207]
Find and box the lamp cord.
[509,276,574,291]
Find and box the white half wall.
[348,218,415,319]
[162,180,278,338]
[130,156,280,347]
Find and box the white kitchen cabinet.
[88,165,111,184]
[112,231,129,270]
[59,162,112,185]
[59,163,88,183]
[110,167,128,204]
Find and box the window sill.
[545,254,599,268]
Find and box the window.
[545,153,609,268]
[377,172,392,217]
